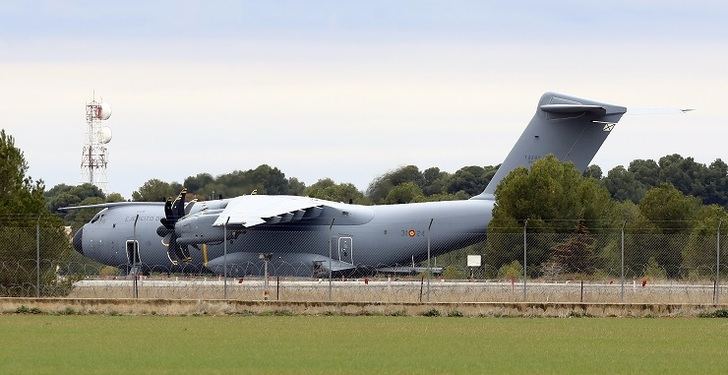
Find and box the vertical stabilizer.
[473,92,626,200]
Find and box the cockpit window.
[90,208,108,224]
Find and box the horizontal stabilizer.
[539,104,607,115]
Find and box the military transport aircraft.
[61,92,627,276]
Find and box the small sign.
[467,255,482,267]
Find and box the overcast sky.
[2,1,727,197]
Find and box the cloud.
[1,2,726,197]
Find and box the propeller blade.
[156,225,172,238]
[157,187,193,265]
[161,232,172,247]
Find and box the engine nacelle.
[175,212,230,246]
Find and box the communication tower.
[80,94,113,193]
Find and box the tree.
[445,165,497,197]
[0,130,70,295]
[105,192,125,203]
[0,130,46,216]
[639,184,700,233]
[628,159,660,187]
[132,179,182,202]
[635,184,701,277]
[45,183,125,228]
[45,183,106,212]
[183,173,214,193]
[602,166,646,203]
[422,167,449,196]
[658,154,706,198]
[547,223,596,275]
[195,164,292,198]
[367,165,424,203]
[304,178,368,204]
[683,204,728,277]
[487,155,615,273]
[582,165,603,180]
[287,177,307,196]
[703,159,728,206]
[490,155,614,232]
[384,182,424,204]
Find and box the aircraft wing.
[58,201,165,211]
[212,195,327,228]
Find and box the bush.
[387,310,408,317]
[421,308,441,317]
[642,257,667,280]
[99,266,120,277]
[441,266,466,280]
[498,260,523,282]
[15,305,42,314]
[699,309,728,318]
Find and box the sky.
[2,1,727,198]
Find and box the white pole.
[224,216,230,300]
[427,218,433,302]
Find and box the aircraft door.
[338,237,353,264]
[126,240,141,265]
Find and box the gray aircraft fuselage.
[76,198,493,275]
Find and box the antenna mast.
[80,94,112,193]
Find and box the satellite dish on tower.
[98,102,112,120]
[97,127,113,144]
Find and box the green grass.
[1,315,728,374]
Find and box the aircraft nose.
[72,227,83,255]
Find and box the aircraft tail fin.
[473,92,627,200]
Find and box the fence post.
[621,220,626,303]
[36,215,40,298]
[426,218,433,302]
[328,218,335,301]
[523,219,528,302]
[717,220,722,304]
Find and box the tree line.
[5,119,728,281]
[54,153,726,212]
[482,155,727,280]
[42,154,728,280]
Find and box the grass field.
[1,315,727,374]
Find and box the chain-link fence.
[2,219,727,303]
